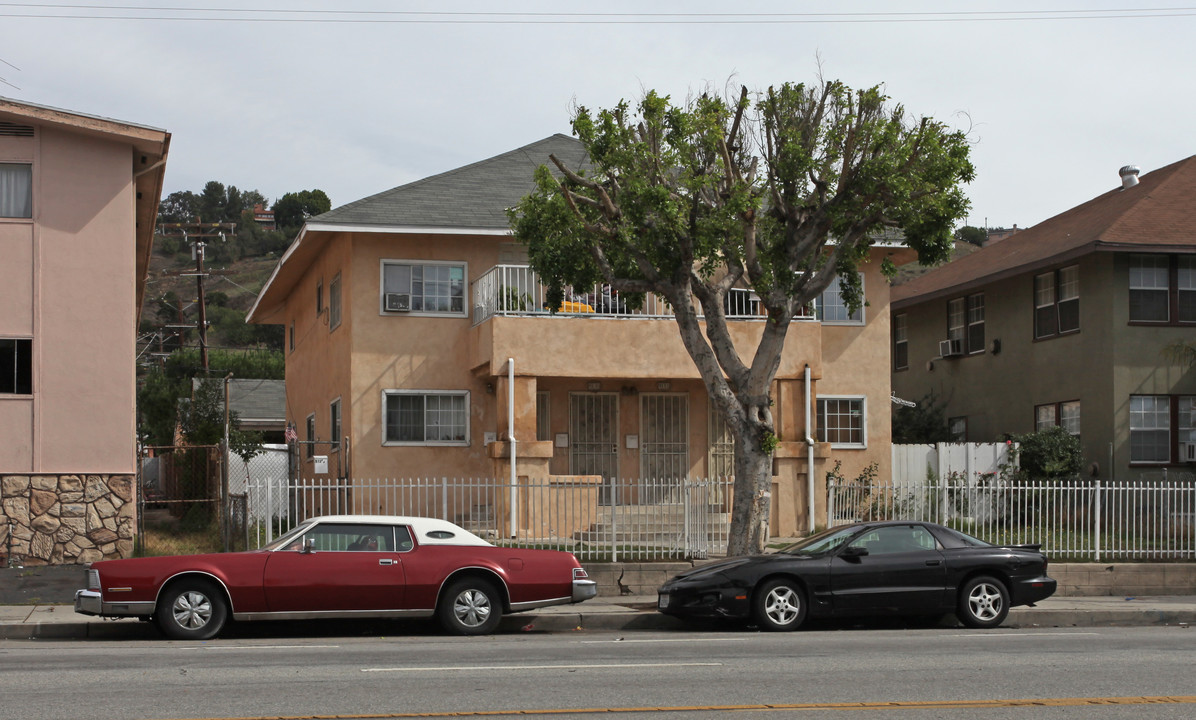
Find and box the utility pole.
[157,222,235,376]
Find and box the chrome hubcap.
[172,590,213,629]
[453,589,492,628]
[968,583,1004,621]
[764,586,801,626]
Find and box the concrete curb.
[3,604,1191,640]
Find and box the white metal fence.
[470,264,816,325]
[827,475,1196,561]
[244,476,734,562]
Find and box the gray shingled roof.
[192,378,285,422]
[312,134,587,230]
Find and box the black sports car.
[657,521,1056,630]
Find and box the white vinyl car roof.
[306,515,493,547]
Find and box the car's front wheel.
[753,578,807,631]
[957,575,1010,629]
[438,578,502,635]
[156,578,228,640]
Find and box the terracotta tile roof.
[893,155,1196,308]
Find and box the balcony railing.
[471,264,816,325]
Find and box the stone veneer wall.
[1,474,136,565]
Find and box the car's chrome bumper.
[74,590,155,618]
[572,579,598,603]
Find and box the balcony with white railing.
[471,264,816,326]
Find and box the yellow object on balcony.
[558,300,594,313]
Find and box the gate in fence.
[243,476,734,562]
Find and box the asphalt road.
[2,626,1193,720]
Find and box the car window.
[297,523,396,552]
[931,525,993,549]
[847,525,939,555]
[396,526,414,552]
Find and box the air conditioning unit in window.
[1183,443,1196,463]
[938,338,964,358]
[384,293,411,312]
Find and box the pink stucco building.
[0,97,169,564]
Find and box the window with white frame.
[816,275,864,324]
[1179,256,1196,323]
[1129,255,1170,322]
[0,163,32,218]
[893,314,908,371]
[329,273,342,330]
[1130,395,1170,463]
[381,261,466,316]
[1,338,32,394]
[817,396,866,447]
[948,293,984,354]
[329,398,341,452]
[383,390,469,445]
[1035,265,1079,338]
[1180,396,1196,461]
[949,416,968,442]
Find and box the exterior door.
[263,522,406,612]
[570,393,619,503]
[830,524,949,613]
[641,394,689,502]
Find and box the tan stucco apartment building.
[892,158,1196,483]
[1,97,169,563]
[249,135,912,536]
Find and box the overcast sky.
[2,2,1194,229]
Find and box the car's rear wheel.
[753,578,807,631]
[957,575,1009,629]
[438,578,502,635]
[156,578,228,640]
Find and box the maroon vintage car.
[75,515,597,639]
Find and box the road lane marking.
[362,662,722,673]
[181,645,342,651]
[153,695,1196,719]
[947,632,1100,638]
[579,637,717,644]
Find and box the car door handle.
[379,559,396,566]
[925,560,942,566]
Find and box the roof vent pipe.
[1119,165,1140,189]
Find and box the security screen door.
[570,393,619,503]
[641,394,689,502]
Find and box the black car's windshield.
[779,525,860,556]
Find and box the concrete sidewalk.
[1,594,1193,640]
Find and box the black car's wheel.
[156,578,228,640]
[753,578,807,631]
[957,575,1010,629]
[438,578,502,635]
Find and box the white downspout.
[508,358,517,538]
[805,364,815,533]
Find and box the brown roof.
[893,155,1196,308]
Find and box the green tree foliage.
[178,378,264,462]
[954,225,988,246]
[138,348,284,447]
[159,190,199,224]
[1007,426,1082,481]
[509,80,973,554]
[892,393,954,443]
[272,189,331,232]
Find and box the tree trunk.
[725,433,774,556]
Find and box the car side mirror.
[840,545,869,558]
[301,538,316,554]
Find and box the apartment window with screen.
[1130,395,1170,463]
[949,416,968,442]
[817,396,866,448]
[305,414,316,459]
[329,273,342,330]
[893,314,908,371]
[536,391,551,442]
[1180,396,1196,462]
[0,163,32,218]
[1035,265,1079,338]
[381,261,466,316]
[1,338,32,394]
[1179,256,1196,323]
[383,390,469,445]
[816,275,864,324]
[329,398,341,452]
[947,293,984,354]
[1129,255,1170,322]
[1036,400,1080,435]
